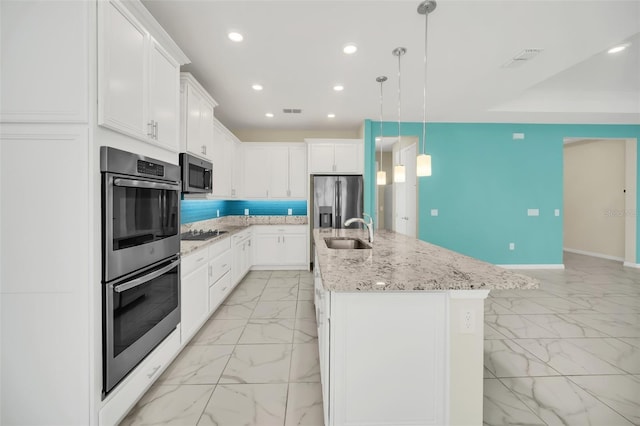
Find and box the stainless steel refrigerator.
[310,174,364,267]
[312,175,364,230]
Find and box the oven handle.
[114,258,180,293]
[113,178,181,192]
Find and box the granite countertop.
[180,215,308,256]
[313,228,539,292]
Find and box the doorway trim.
[563,137,637,266]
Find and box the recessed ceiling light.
[252,84,263,91]
[608,44,629,54]
[333,85,344,92]
[343,43,358,55]
[228,32,243,42]
[327,113,336,118]
[265,113,274,118]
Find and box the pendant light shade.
[392,47,406,184]
[416,0,436,177]
[376,76,387,186]
[416,153,432,176]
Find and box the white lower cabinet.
[252,225,308,269]
[232,230,252,284]
[314,264,447,426]
[180,252,209,343]
[209,272,232,313]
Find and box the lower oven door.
[103,256,180,395]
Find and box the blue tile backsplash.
[181,199,307,224]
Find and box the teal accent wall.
[364,121,640,265]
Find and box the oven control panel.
[137,160,164,177]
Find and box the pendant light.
[376,76,388,186]
[392,47,406,183]
[416,0,436,177]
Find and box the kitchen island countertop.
[314,228,539,292]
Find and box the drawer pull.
[147,365,161,379]
[196,257,205,263]
[221,264,228,268]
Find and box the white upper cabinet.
[306,139,363,174]
[243,143,308,199]
[0,0,89,123]
[149,41,180,147]
[98,0,188,151]
[180,72,217,161]
[212,121,236,198]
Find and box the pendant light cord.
[422,10,428,156]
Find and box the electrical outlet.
[216,209,220,217]
[554,209,560,217]
[288,208,293,215]
[460,309,475,334]
[431,209,438,216]
[509,242,515,250]
[244,208,249,216]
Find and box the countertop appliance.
[100,146,181,395]
[312,175,364,230]
[180,152,212,193]
[181,229,228,241]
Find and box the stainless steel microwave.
[179,153,212,193]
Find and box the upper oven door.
[103,173,181,281]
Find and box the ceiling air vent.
[501,48,543,68]
[282,108,302,114]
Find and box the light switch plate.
[244,208,249,216]
[216,209,220,217]
[527,208,539,216]
[288,208,293,215]
[513,133,525,140]
[554,209,560,217]
[509,243,515,250]
[431,209,438,216]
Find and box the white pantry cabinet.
[98,0,188,151]
[243,143,307,199]
[306,139,363,174]
[252,225,308,269]
[180,73,217,161]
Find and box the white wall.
[564,139,626,259]
[232,128,359,142]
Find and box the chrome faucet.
[344,213,374,243]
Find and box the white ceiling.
[142,0,640,133]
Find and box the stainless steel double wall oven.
[100,147,181,395]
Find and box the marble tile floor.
[122,252,640,425]
[484,252,640,426]
[121,270,323,426]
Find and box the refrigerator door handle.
[335,179,342,228]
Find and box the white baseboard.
[623,261,640,269]
[497,264,565,270]
[563,247,624,262]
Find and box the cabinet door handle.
[147,120,155,137]
[282,236,285,244]
[203,145,207,155]
[154,121,158,139]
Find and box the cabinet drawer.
[210,250,232,284]
[209,272,232,313]
[253,225,306,235]
[232,228,251,243]
[99,329,180,426]
[209,237,231,259]
[181,247,209,276]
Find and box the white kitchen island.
[313,228,538,426]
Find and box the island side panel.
[330,292,447,426]
[448,290,489,426]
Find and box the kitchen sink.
[324,237,372,250]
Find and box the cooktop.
[181,229,228,241]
